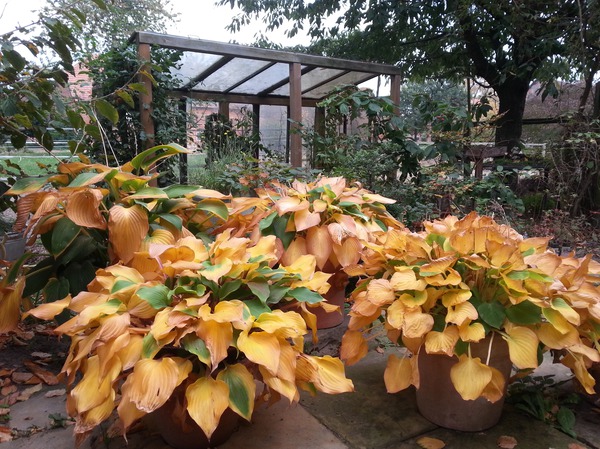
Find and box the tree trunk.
[494,79,530,155]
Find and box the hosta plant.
[341,212,600,402]
[25,231,353,441]
[0,144,229,332]
[221,176,402,323]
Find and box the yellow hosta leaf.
[450,355,492,400]
[0,277,25,333]
[117,334,144,371]
[306,226,332,270]
[390,267,427,291]
[23,295,71,320]
[480,366,506,403]
[259,365,299,403]
[217,363,256,421]
[458,321,486,342]
[108,205,149,263]
[504,326,539,369]
[66,188,107,230]
[196,319,233,371]
[275,196,306,214]
[117,380,147,431]
[550,298,581,326]
[420,256,457,276]
[366,279,396,306]
[332,236,362,268]
[294,207,321,232]
[186,376,230,439]
[542,308,574,335]
[281,254,316,280]
[201,300,245,324]
[295,355,354,394]
[445,301,478,326]
[340,330,369,365]
[425,326,459,356]
[441,289,472,307]
[569,343,600,363]
[71,355,121,414]
[75,394,116,434]
[125,358,192,413]
[537,322,579,350]
[237,330,280,375]
[384,354,415,393]
[403,310,434,338]
[385,299,405,329]
[254,310,306,339]
[280,236,307,266]
[425,269,462,287]
[562,353,596,394]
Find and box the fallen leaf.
[0,378,11,387]
[24,375,42,385]
[11,372,33,384]
[23,361,58,385]
[14,330,34,340]
[2,392,19,406]
[1,385,17,396]
[44,389,66,398]
[0,408,10,416]
[498,435,518,449]
[17,384,42,402]
[31,352,52,359]
[0,426,11,442]
[0,369,14,377]
[417,436,446,449]
[375,346,385,354]
[568,444,588,449]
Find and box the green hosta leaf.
[197,198,228,221]
[217,364,255,421]
[248,279,270,304]
[63,260,96,295]
[43,277,70,303]
[163,184,200,198]
[129,143,188,172]
[94,99,119,124]
[6,176,49,195]
[259,212,277,232]
[218,279,243,300]
[111,279,136,293]
[287,287,323,304]
[159,213,182,231]
[182,334,210,365]
[136,285,171,309]
[142,334,159,358]
[244,298,271,317]
[507,271,530,280]
[505,301,542,325]
[127,187,168,200]
[272,215,295,249]
[50,217,81,256]
[23,257,55,297]
[68,171,109,187]
[477,301,506,329]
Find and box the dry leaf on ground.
[23,361,58,385]
[11,372,33,384]
[498,435,518,449]
[568,444,588,449]
[30,352,52,359]
[417,436,446,449]
[1,385,17,396]
[0,426,11,442]
[17,383,42,402]
[0,408,10,416]
[45,389,66,398]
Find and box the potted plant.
[223,176,401,329]
[340,212,600,431]
[25,230,354,447]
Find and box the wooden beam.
[169,90,319,107]
[289,62,302,167]
[133,31,405,76]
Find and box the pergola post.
[252,104,260,159]
[218,102,230,121]
[138,42,155,150]
[289,62,302,167]
[178,97,188,184]
[390,74,401,116]
[313,106,325,167]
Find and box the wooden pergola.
[132,31,403,168]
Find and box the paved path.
[3,349,599,449]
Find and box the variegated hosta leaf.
[340,330,369,366]
[66,188,107,229]
[124,358,192,413]
[237,330,280,375]
[384,354,416,393]
[216,363,256,421]
[108,204,149,263]
[186,376,230,439]
[504,326,539,369]
[542,308,574,335]
[550,298,581,326]
[295,355,354,394]
[424,326,460,356]
[196,319,233,371]
[450,355,493,400]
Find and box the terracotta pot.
[312,271,348,329]
[416,333,512,431]
[146,387,240,449]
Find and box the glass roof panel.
[194,58,273,92]
[271,67,345,97]
[230,63,291,95]
[171,51,223,87]
[305,72,376,98]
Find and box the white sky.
[0,0,304,45]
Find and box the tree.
[44,0,178,55]
[220,0,585,152]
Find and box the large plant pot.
[313,271,348,329]
[0,232,26,262]
[416,334,512,431]
[146,387,240,449]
